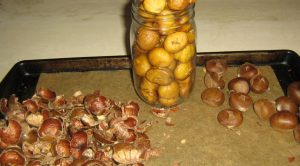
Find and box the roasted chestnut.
[250,74,269,94]
[270,111,298,132]
[293,124,300,142]
[136,26,160,50]
[167,0,190,10]
[143,0,166,14]
[164,31,188,53]
[275,96,298,114]
[56,139,71,158]
[237,63,258,80]
[148,47,174,67]
[133,54,151,77]
[253,99,276,120]
[158,81,180,99]
[228,77,250,94]
[201,88,225,107]
[287,81,300,105]
[204,72,225,89]
[84,91,108,115]
[205,59,227,76]
[229,92,253,112]
[217,108,243,129]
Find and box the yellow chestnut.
[136,27,160,51]
[146,67,174,85]
[174,44,195,63]
[134,54,151,77]
[140,78,158,104]
[187,29,196,43]
[143,0,166,14]
[148,48,174,67]
[159,97,178,107]
[167,59,177,71]
[158,81,180,99]
[174,61,193,80]
[164,31,188,53]
[167,0,190,10]
[178,75,194,98]
[156,9,177,35]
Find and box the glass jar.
[130,0,197,108]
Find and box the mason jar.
[130,0,197,108]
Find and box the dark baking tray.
[0,50,299,102]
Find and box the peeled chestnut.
[287,81,300,105]
[205,59,227,76]
[167,0,190,10]
[217,108,243,129]
[270,111,298,132]
[158,81,180,99]
[201,88,225,107]
[204,72,225,89]
[293,124,300,142]
[148,47,174,68]
[145,67,174,85]
[143,0,166,14]
[275,96,298,114]
[136,26,160,51]
[228,77,250,94]
[164,31,188,53]
[253,99,276,120]
[229,92,253,112]
[133,54,151,77]
[174,61,193,80]
[238,63,258,80]
[250,74,269,94]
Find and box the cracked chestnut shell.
[0,119,22,148]
[205,59,227,76]
[229,92,253,112]
[38,118,62,140]
[217,108,243,129]
[250,74,269,94]
[0,149,25,166]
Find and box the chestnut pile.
[201,59,300,142]
[0,88,158,165]
[132,0,197,107]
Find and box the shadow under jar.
[130,0,197,108]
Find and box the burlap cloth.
[37,66,299,166]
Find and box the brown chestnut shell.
[287,81,300,105]
[201,88,225,107]
[275,96,298,114]
[253,99,276,121]
[229,92,253,112]
[270,111,298,132]
[217,108,243,129]
[228,77,250,94]
[250,74,269,94]
[237,63,259,80]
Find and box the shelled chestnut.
[0,88,158,165]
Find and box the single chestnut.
[167,0,190,10]
[143,0,166,14]
[270,111,298,132]
[217,108,243,129]
[287,81,300,105]
[201,88,225,107]
[237,63,259,80]
[293,124,300,142]
[164,31,188,53]
[253,99,276,120]
[205,59,227,76]
[275,96,298,114]
[250,74,269,94]
[133,54,151,77]
[228,77,250,94]
[204,72,225,89]
[229,92,253,112]
[136,26,160,50]
[148,47,174,68]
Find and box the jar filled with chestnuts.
[130,0,197,108]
